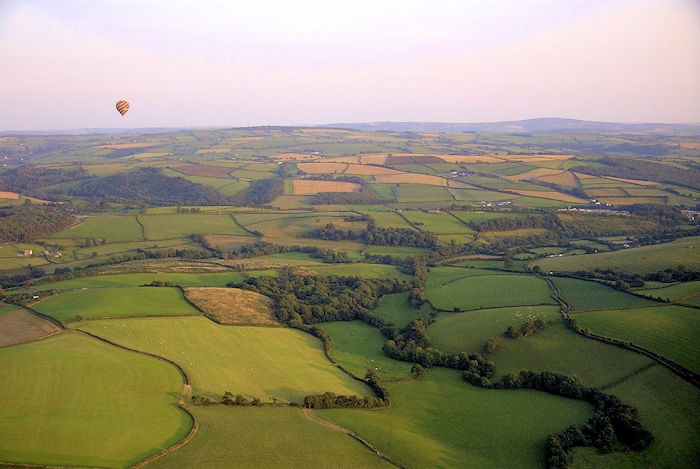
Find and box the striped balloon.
[115,100,129,116]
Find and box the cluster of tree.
[140,280,176,287]
[305,220,438,248]
[0,165,90,195]
[312,188,390,205]
[136,247,210,260]
[221,392,262,406]
[626,204,688,224]
[232,178,284,206]
[504,318,551,339]
[645,265,698,283]
[69,168,230,206]
[303,370,390,409]
[408,256,428,308]
[541,270,645,290]
[233,269,411,325]
[0,204,75,242]
[573,157,700,190]
[176,207,202,213]
[193,236,353,264]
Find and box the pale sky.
[1,0,699,130]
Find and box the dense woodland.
[573,157,700,190]
[305,219,439,248]
[232,178,284,206]
[0,204,75,242]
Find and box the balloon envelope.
[116,100,129,116]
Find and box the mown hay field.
[297,162,348,173]
[488,323,654,388]
[34,287,200,322]
[139,214,248,239]
[552,277,659,311]
[0,191,19,199]
[319,321,413,381]
[344,164,403,175]
[184,287,276,325]
[427,305,561,355]
[536,170,579,187]
[150,406,391,469]
[506,167,562,181]
[439,155,504,163]
[426,271,556,311]
[50,215,144,242]
[0,333,191,468]
[532,236,700,274]
[0,308,61,347]
[320,367,591,469]
[575,305,700,373]
[291,179,361,195]
[79,316,370,402]
[374,173,447,186]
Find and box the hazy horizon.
[1,0,699,131]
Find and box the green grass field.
[636,280,700,306]
[319,367,592,469]
[319,321,412,381]
[552,277,659,311]
[533,236,700,274]
[0,333,191,468]
[571,365,700,468]
[487,323,654,388]
[427,305,561,355]
[365,211,416,229]
[393,184,453,202]
[33,287,200,322]
[150,406,391,468]
[79,316,369,402]
[399,211,472,234]
[371,292,433,328]
[574,305,700,373]
[310,263,412,280]
[426,271,556,311]
[50,215,144,242]
[139,214,248,239]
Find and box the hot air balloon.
[116,100,129,116]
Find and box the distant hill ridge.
[321,118,700,135]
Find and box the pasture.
[0,333,191,468]
[636,280,700,306]
[319,321,412,381]
[425,270,556,311]
[79,316,370,402]
[488,323,654,388]
[139,214,248,239]
[399,211,472,234]
[33,287,200,322]
[552,277,658,311]
[310,263,412,280]
[320,367,592,469]
[371,292,433,327]
[150,407,391,469]
[393,184,453,202]
[50,215,144,242]
[532,236,700,274]
[574,305,700,373]
[427,305,561,355]
[184,287,277,325]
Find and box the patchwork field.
[374,173,447,186]
[0,333,191,468]
[320,368,592,469]
[292,179,361,195]
[33,287,200,322]
[150,406,390,469]
[184,287,276,325]
[532,236,700,273]
[574,305,700,373]
[79,316,370,402]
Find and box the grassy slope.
[487,323,654,388]
[139,214,248,239]
[427,305,561,355]
[571,365,700,468]
[320,368,591,469]
[574,305,700,373]
[319,321,412,381]
[532,236,700,274]
[310,263,412,280]
[79,316,369,403]
[49,215,144,242]
[552,277,658,311]
[426,272,556,311]
[33,287,199,322]
[635,280,700,306]
[150,406,391,469]
[0,333,191,468]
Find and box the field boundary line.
[543,275,700,389]
[601,362,658,390]
[394,211,422,231]
[8,303,66,330]
[74,329,191,385]
[228,213,260,237]
[135,215,147,241]
[301,408,406,469]
[132,404,199,469]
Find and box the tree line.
[573,157,700,191]
[304,219,439,248]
